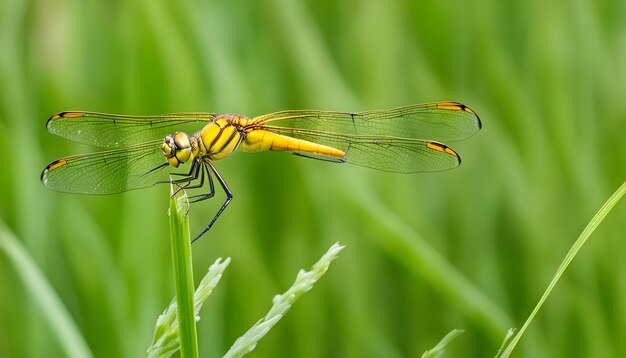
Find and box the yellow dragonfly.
[41,102,481,242]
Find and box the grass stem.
[498,180,626,357]
[168,185,198,358]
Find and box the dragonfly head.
[162,132,192,168]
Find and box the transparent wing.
[253,102,481,143]
[40,140,171,194]
[264,127,461,173]
[46,112,216,148]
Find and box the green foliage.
[0,0,625,357]
[148,241,342,358]
[498,181,626,357]
[166,187,198,357]
[224,243,344,358]
[421,329,465,358]
[149,256,231,358]
[0,222,92,358]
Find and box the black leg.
[171,160,214,217]
[170,159,199,177]
[191,159,232,244]
[293,152,346,163]
[172,162,202,197]
[144,162,169,177]
[187,162,215,203]
[292,144,349,164]
[153,159,201,191]
[169,159,201,186]
[177,160,206,190]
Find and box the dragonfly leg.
[191,159,232,244]
[175,161,209,216]
[293,152,346,164]
[188,163,215,203]
[170,159,201,186]
[154,158,201,194]
[170,158,199,177]
[176,159,206,190]
[170,158,209,196]
[292,143,351,163]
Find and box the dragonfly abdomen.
[239,129,345,158]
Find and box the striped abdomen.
[197,114,345,161]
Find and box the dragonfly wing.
[46,112,217,148]
[254,102,481,142]
[41,140,170,194]
[264,127,460,173]
[345,138,460,172]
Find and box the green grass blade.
[0,220,93,358]
[223,243,345,358]
[498,180,626,358]
[494,329,516,358]
[167,185,198,358]
[149,257,231,358]
[421,329,465,358]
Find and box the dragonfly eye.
[173,132,192,163]
[162,134,182,168]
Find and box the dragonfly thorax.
[161,132,195,168]
[197,115,248,161]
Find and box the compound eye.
[173,132,192,163]
[161,135,182,169]
[175,147,191,163]
[173,132,191,150]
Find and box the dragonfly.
[41,102,481,242]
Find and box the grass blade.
[149,257,231,358]
[494,329,516,358]
[0,220,93,358]
[497,180,626,357]
[421,329,465,358]
[223,242,345,358]
[167,185,198,358]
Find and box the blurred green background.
[1,0,625,357]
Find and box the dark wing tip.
[425,141,462,167]
[436,102,482,131]
[41,159,67,183]
[468,106,482,130]
[47,111,86,130]
[46,113,62,130]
